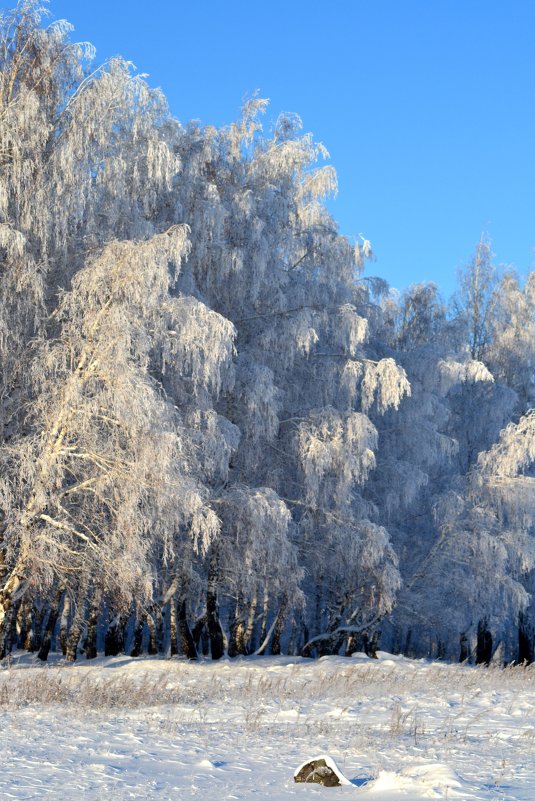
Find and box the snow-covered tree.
[372,280,522,661]
[453,236,499,361]
[0,227,237,657]
[486,271,535,412]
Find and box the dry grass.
[0,654,534,712]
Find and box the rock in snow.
[294,754,352,786]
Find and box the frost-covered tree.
[453,236,499,361]
[0,1,181,421]
[161,100,412,656]
[430,412,535,663]
[372,281,523,661]
[0,227,236,658]
[486,271,535,412]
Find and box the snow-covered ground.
[1,651,534,800]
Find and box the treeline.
[0,1,534,664]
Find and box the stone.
[294,756,350,787]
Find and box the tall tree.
[0,228,236,656]
[453,236,499,361]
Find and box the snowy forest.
[0,0,534,667]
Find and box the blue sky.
[7,0,535,296]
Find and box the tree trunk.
[24,605,45,653]
[228,594,247,657]
[206,554,224,660]
[518,613,534,664]
[59,594,71,656]
[0,609,14,658]
[271,596,288,656]
[317,603,343,657]
[192,616,206,651]
[257,587,270,654]
[476,619,493,665]
[314,581,324,641]
[16,600,30,651]
[37,590,64,662]
[147,610,157,655]
[130,612,145,657]
[104,613,127,657]
[147,604,162,655]
[366,631,379,659]
[0,559,29,658]
[85,591,101,660]
[65,578,91,662]
[177,597,197,659]
[287,618,298,656]
[169,597,178,657]
[243,590,258,654]
[404,628,412,657]
[5,598,22,655]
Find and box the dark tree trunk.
[206,555,225,660]
[192,616,206,651]
[518,613,533,664]
[65,579,91,662]
[243,590,258,653]
[59,594,71,656]
[476,619,493,665]
[365,631,379,659]
[23,605,45,653]
[316,602,344,657]
[104,613,127,657]
[0,607,15,659]
[85,591,101,660]
[130,613,144,657]
[16,601,31,651]
[177,597,197,659]
[147,605,162,655]
[22,607,34,652]
[228,594,247,657]
[206,593,224,659]
[0,564,29,658]
[404,628,412,657]
[271,596,288,656]
[37,590,64,662]
[7,598,22,655]
[169,597,178,657]
[314,584,323,646]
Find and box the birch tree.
[486,271,535,412]
[0,226,235,657]
[453,236,499,361]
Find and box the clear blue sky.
[7,0,535,297]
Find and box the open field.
[1,652,534,800]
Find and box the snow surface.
[1,650,534,799]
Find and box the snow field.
[1,651,534,800]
